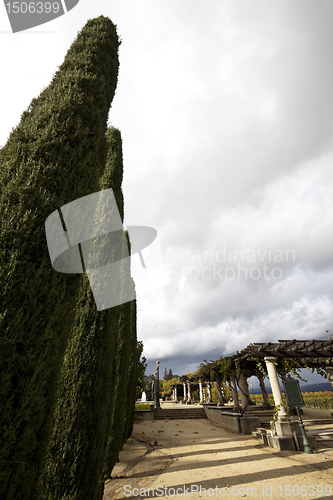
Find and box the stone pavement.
[103,416,333,500]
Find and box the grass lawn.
[135,404,151,410]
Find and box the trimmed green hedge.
[41,127,138,499]
[0,16,120,499]
[40,278,121,500]
[102,286,137,480]
[122,296,139,443]
[101,130,138,480]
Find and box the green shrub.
[121,295,139,443]
[41,280,120,500]
[0,16,120,500]
[101,298,133,480]
[41,126,138,499]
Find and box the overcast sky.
[1,1,333,388]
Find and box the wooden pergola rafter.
[234,339,333,368]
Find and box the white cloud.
[1,0,333,382]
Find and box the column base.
[273,419,293,437]
[267,435,296,451]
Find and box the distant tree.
[162,368,174,381]
[162,377,181,396]
[136,342,148,399]
[143,374,155,401]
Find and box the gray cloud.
[2,1,333,384]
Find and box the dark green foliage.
[142,374,155,401]
[122,297,139,442]
[41,127,136,499]
[163,368,174,381]
[135,341,147,399]
[40,279,121,500]
[103,127,124,220]
[0,16,120,499]
[99,130,139,479]
[102,300,132,480]
[102,288,137,480]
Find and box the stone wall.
[203,405,260,434]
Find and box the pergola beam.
[236,339,333,364]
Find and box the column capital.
[264,356,278,362]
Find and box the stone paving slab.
[103,417,333,500]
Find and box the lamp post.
[154,360,161,408]
[151,379,154,402]
[152,369,156,405]
[251,384,255,404]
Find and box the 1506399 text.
[5,2,60,14]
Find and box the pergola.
[172,338,333,419]
[232,339,333,439]
[236,339,333,368]
[173,377,213,405]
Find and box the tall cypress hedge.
[41,126,137,499]
[0,17,120,499]
[40,277,121,500]
[100,129,138,487]
[122,295,139,444]
[102,293,133,480]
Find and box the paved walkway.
[103,414,333,500]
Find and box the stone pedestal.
[275,420,293,437]
[267,435,296,451]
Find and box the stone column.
[326,367,333,390]
[187,381,191,404]
[264,356,292,436]
[206,381,212,403]
[215,377,224,406]
[230,377,239,411]
[183,382,187,403]
[237,370,250,411]
[258,375,270,409]
[199,380,203,404]
[174,387,178,402]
